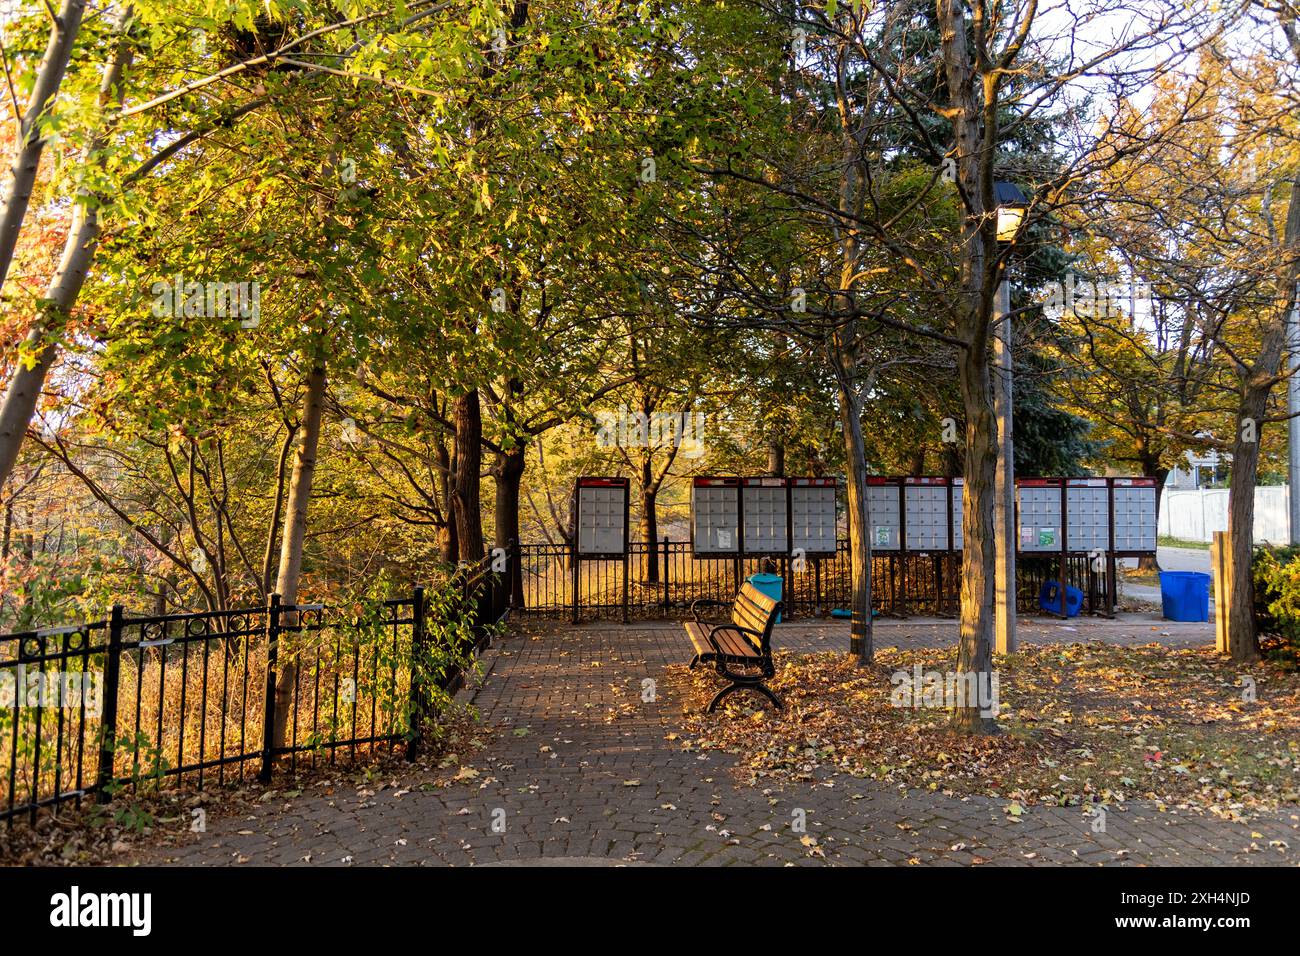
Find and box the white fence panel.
[1158,487,1291,544]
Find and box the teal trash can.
[746,573,782,623]
[1159,570,1211,622]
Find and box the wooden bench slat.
[686,621,758,658]
[684,621,712,655]
[732,583,777,633]
[715,629,757,658]
[733,603,768,634]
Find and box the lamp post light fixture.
[993,180,1027,655]
[994,181,1029,243]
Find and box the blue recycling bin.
[746,573,782,623]
[1039,579,1083,617]
[1159,570,1211,622]
[831,607,880,619]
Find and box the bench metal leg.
[707,680,783,713]
[688,654,700,669]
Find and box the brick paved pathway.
[139,616,1299,866]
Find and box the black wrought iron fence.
[513,539,1109,621]
[1,558,507,826]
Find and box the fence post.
[1105,552,1117,618]
[406,586,427,761]
[621,550,630,624]
[95,605,124,803]
[571,542,580,625]
[467,561,478,642]
[662,536,670,610]
[259,593,280,784]
[814,558,822,615]
[508,537,520,611]
[460,564,472,654]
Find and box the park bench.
[685,581,783,713]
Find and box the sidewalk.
[133,615,1298,867]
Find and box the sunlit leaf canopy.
[0,0,1295,677]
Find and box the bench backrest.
[731,582,781,653]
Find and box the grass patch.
[665,641,1300,821]
[1159,535,1211,550]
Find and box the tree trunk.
[1223,172,1300,661]
[260,426,296,595]
[953,338,999,733]
[0,20,131,492]
[940,441,961,478]
[452,390,485,563]
[641,486,659,584]
[271,360,326,749]
[908,442,926,476]
[1137,460,1169,572]
[766,439,785,477]
[0,0,87,294]
[635,443,661,583]
[493,444,526,605]
[437,435,458,565]
[936,0,1001,734]
[1225,394,1267,663]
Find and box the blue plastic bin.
[1039,579,1083,617]
[746,573,783,623]
[1159,570,1211,622]
[830,607,880,619]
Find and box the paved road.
[135,617,1298,867]
[1121,546,1212,605]
[1156,546,1212,572]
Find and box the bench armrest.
[691,598,729,624]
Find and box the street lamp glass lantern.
[994,181,1028,243]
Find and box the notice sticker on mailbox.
[1017,479,1064,553]
[866,478,902,551]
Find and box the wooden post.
[1211,531,1229,653]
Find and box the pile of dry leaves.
[666,641,1300,820]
